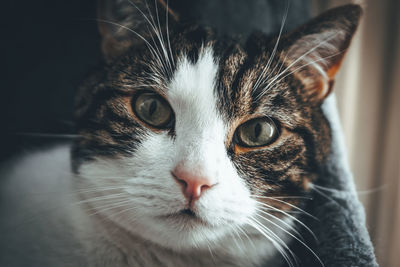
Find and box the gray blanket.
[286,95,378,267]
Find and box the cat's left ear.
[278,4,362,102]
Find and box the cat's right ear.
[97,0,179,62]
[275,4,362,103]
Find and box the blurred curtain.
[311,0,400,266]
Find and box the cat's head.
[72,0,361,252]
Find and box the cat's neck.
[83,213,278,267]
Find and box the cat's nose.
[172,167,216,201]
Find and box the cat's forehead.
[114,36,299,129]
[163,38,294,122]
[167,46,223,130]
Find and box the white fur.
[76,47,288,265]
[1,47,292,267]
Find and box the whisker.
[265,51,344,93]
[252,216,296,265]
[259,32,339,98]
[252,195,317,219]
[87,199,134,215]
[141,0,172,75]
[73,193,128,205]
[310,183,386,196]
[78,175,131,179]
[164,0,175,66]
[235,224,256,250]
[255,213,323,266]
[153,0,173,72]
[309,184,339,204]
[73,186,126,194]
[108,205,138,218]
[254,208,303,239]
[253,1,289,92]
[16,132,80,138]
[147,24,169,73]
[248,217,296,267]
[125,0,166,57]
[206,242,216,263]
[229,226,246,254]
[255,202,317,241]
[95,18,164,70]
[251,194,313,200]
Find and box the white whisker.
[73,186,126,194]
[248,217,297,267]
[252,195,317,219]
[165,0,175,66]
[16,133,79,138]
[253,1,289,92]
[95,18,164,70]
[251,194,313,200]
[309,184,339,204]
[235,224,256,250]
[87,199,133,216]
[74,193,128,205]
[256,203,317,241]
[255,213,323,266]
[265,51,343,93]
[258,32,339,99]
[254,208,303,239]
[153,0,173,73]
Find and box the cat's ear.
[97,0,179,62]
[278,4,362,102]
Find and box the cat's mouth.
[159,208,209,227]
[179,208,196,217]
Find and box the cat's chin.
[152,216,228,250]
[158,209,210,229]
[118,211,235,252]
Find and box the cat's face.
[72,1,361,253]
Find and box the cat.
[0,1,362,266]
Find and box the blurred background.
[1,0,398,265]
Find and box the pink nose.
[172,166,216,202]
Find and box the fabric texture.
[285,95,378,266]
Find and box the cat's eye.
[235,118,279,148]
[133,92,173,128]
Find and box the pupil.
[254,122,262,139]
[149,100,157,116]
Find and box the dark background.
[1,0,101,161]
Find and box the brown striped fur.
[73,2,362,215]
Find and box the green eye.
[133,92,173,128]
[235,118,279,147]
